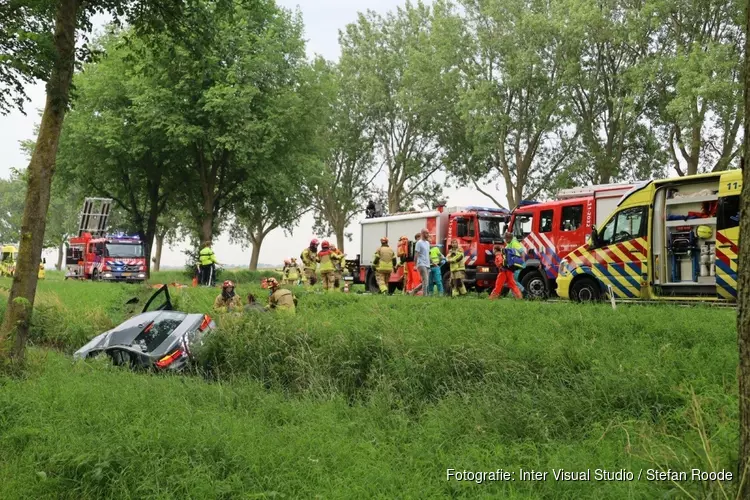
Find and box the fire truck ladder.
[77,198,112,237]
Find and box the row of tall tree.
[0,0,745,363]
[5,0,744,277]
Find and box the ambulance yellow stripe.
[591,249,639,295]
[608,246,641,280]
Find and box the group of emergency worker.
[372,230,526,299]
[205,227,527,319]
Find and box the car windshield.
[132,311,187,352]
[106,243,144,258]
[478,217,504,242]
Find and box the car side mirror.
[588,227,599,248]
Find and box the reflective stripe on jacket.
[301,248,317,270]
[318,250,335,272]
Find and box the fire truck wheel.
[92,269,101,281]
[521,271,548,300]
[570,277,601,303]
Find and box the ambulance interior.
[651,179,722,297]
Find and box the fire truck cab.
[505,183,636,298]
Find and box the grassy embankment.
[0,270,740,498]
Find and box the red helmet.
[310,239,319,246]
[284,259,291,265]
[223,280,234,288]
[321,240,330,249]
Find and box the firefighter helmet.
[321,240,330,249]
[696,225,713,239]
[310,239,319,247]
[380,236,389,244]
[284,259,291,265]
[267,277,279,288]
[222,280,234,289]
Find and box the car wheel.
[92,269,100,281]
[521,271,548,300]
[570,277,601,303]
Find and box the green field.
[0,271,739,498]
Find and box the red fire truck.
[66,233,147,282]
[505,183,639,298]
[65,198,147,283]
[346,204,510,293]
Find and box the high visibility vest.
[373,246,395,272]
[199,247,217,265]
[508,239,524,253]
[448,248,465,272]
[318,250,335,272]
[430,247,443,265]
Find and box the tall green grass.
[0,276,741,498]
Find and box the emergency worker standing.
[317,241,336,291]
[287,257,302,285]
[504,232,526,294]
[330,244,345,290]
[301,239,319,286]
[372,237,397,294]
[199,241,219,286]
[489,241,523,299]
[281,259,292,284]
[428,244,446,295]
[447,239,468,296]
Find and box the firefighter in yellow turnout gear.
[317,241,337,291]
[300,239,319,286]
[266,277,297,313]
[372,237,397,294]
[287,257,302,285]
[330,244,345,290]
[447,239,468,296]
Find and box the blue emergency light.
[518,200,540,206]
[466,206,509,214]
[108,232,140,241]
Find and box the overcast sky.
[0,0,508,268]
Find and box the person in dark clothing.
[244,293,266,313]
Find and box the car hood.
[74,311,204,360]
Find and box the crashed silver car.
[74,284,216,371]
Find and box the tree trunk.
[335,224,345,254]
[737,0,750,491]
[0,0,78,363]
[249,234,264,271]
[200,211,213,247]
[152,233,164,272]
[56,241,65,271]
[141,206,159,279]
[388,190,400,215]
